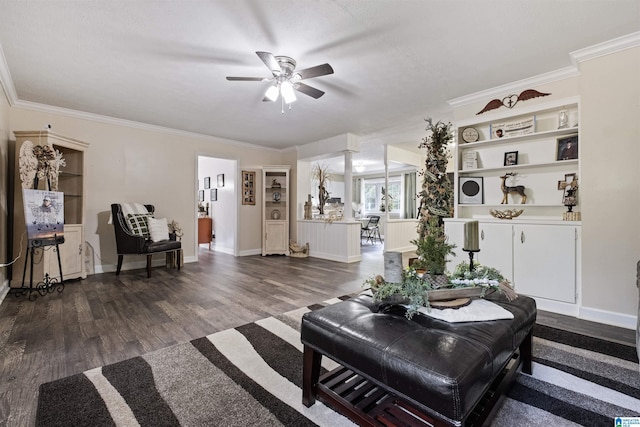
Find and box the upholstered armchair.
[111,204,182,277]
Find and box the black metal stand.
[13,235,65,301]
[463,248,480,272]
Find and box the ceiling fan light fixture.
[281,80,296,104]
[265,84,279,102]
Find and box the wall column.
[343,150,353,219]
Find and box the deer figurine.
[500,172,527,204]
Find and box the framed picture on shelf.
[462,151,478,170]
[556,134,578,161]
[204,176,210,189]
[217,174,225,187]
[459,177,483,204]
[198,190,204,202]
[504,151,518,166]
[242,170,256,205]
[211,188,217,201]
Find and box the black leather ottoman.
[301,293,536,427]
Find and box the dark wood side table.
[198,217,213,249]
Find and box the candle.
[464,220,479,251]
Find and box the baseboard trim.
[238,249,262,256]
[309,251,362,264]
[579,306,637,331]
[533,297,636,330]
[95,256,195,274]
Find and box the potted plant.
[410,216,455,286]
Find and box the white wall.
[0,85,10,293]
[198,156,236,254]
[7,107,283,273]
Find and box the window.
[363,178,402,213]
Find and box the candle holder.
[463,248,480,272]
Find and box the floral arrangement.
[311,163,331,215]
[19,141,66,190]
[364,261,516,319]
[168,220,183,240]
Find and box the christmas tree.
[416,118,454,239]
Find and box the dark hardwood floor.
[0,244,635,426]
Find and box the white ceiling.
[0,0,638,156]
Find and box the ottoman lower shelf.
[315,351,523,427]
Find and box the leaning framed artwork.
[504,151,518,166]
[556,134,578,161]
[242,170,256,205]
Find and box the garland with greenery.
[364,262,512,319]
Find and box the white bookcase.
[445,97,581,307]
[10,131,89,287]
[453,97,580,219]
[262,166,290,256]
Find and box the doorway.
[197,156,237,257]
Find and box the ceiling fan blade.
[256,51,282,75]
[296,63,334,80]
[295,83,325,99]
[226,76,266,81]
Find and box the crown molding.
[448,31,640,109]
[571,31,640,67]
[447,66,580,109]
[10,98,282,152]
[0,42,18,105]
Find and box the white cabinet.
[513,224,577,303]
[46,224,83,281]
[445,219,579,304]
[10,131,88,287]
[478,223,513,282]
[262,166,290,256]
[454,97,580,220]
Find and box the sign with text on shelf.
[490,116,535,139]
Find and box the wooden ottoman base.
[303,343,527,427]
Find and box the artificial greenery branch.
[363,262,516,319]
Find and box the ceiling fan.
[226,51,334,105]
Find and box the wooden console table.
[198,217,213,249]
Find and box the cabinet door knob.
[481,230,485,240]
[78,244,82,255]
[521,231,525,244]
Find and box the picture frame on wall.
[504,151,518,166]
[556,134,578,161]
[211,188,217,201]
[204,176,211,189]
[198,190,204,202]
[217,174,225,187]
[242,170,256,205]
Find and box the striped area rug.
[36,297,640,426]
